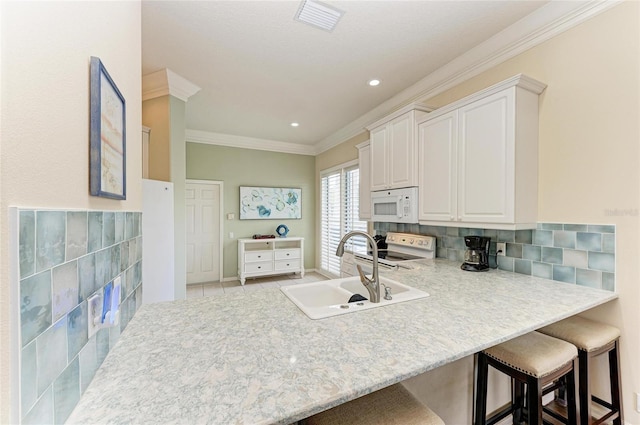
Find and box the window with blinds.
[320,163,367,277]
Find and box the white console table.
[237,237,305,285]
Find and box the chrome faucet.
[335,231,381,303]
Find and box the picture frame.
[240,186,302,220]
[90,56,126,200]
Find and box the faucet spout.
[335,231,381,303]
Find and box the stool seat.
[475,331,580,425]
[305,383,444,425]
[484,331,578,378]
[539,316,623,425]
[538,316,620,352]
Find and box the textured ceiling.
[142,1,548,146]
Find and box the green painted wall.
[186,143,316,279]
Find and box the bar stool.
[305,383,444,425]
[538,316,623,425]
[475,331,579,425]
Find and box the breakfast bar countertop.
[67,259,617,424]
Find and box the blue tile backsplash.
[18,209,142,424]
[373,222,615,291]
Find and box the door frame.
[186,179,224,283]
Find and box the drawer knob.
[258,266,261,269]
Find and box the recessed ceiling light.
[368,79,381,87]
[291,122,299,127]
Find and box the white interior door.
[186,181,222,284]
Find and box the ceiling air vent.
[294,0,344,32]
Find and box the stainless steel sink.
[280,276,429,319]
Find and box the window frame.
[318,159,367,278]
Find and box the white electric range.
[349,232,436,274]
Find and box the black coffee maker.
[461,236,491,272]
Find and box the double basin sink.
[280,276,429,319]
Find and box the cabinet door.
[458,88,515,223]
[418,111,458,222]
[369,126,388,191]
[357,143,371,220]
[388,112,415,188]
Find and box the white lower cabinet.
[417,74,546,230]
[238,237,304,284]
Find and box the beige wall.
[0,1,142,421]
[186,143,317,279]
[405,3,640,424]
[142,96,171,182]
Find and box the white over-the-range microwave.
[371,186,419,224]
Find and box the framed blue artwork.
[240,187,301,220]
[90,56,126,200]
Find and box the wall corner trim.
[142,69,201,102]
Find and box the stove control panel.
[385,232,435,251]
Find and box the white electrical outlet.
[636,392,640,413]
[497,242,506,256]
[87,293,103,338]
[229,232,234,239]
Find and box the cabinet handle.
[450,216,454,221]
[258,266,261,269]
[286,253,290,256]
[257,255,261,258]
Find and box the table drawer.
[244,261,273,273]
[245,251,273,262]
[274,259,301,272]
[275,249,301,261]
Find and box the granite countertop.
[68,259,617,425]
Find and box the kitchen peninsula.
[67,259,617,424]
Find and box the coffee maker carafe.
[461,236,491,272]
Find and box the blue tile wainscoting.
[373,222,615,291]
[17,209,143,424]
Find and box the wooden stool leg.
[512,379,525,424]
[609,340,623,425]
[566,358,580,425]
[475,353,489,425]
[527,376,543,425]
[578,350,590,425]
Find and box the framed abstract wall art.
[90,56,126,200]
[240,187,301,220]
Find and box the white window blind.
[344,166,367,253]
[320,163,367,276]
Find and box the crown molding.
[186,129,316,156]
[142,69,201,102]
[365,102,435,131]
[313,0,622,155]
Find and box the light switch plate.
[87,293,102,338]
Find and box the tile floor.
[186,271,328,299]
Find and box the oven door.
[353,254,399,275]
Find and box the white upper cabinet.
[417,74,546,230]
[356,141,371,221]
[367,104,432,191]
[418,111,458,222]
